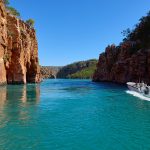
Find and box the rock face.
[6,15,41,84]
[93,11,150,84]
[0,0,7,84]
[0,0,41,84]
[93,45,150,84]
[40,66,62,79]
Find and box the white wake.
[126,90,150,101]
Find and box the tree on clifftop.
[7,6,20,17]
[26,19,35,28]
[4,0,9,6]
[120,10,150,51]
[4,0,20,17]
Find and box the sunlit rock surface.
[0,0,41,84]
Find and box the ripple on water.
[0,80,150,150]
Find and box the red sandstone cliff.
[40,66,62,79]
[0,0,41,84]
[93,12,150,84]
[93,45,150,84]
[0,0,7,84]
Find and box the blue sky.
[9,0,150,66]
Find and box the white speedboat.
[127,82,150,97]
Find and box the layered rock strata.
[0,0,41,84]
[93,45,150,84]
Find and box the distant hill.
[40,66,62,79]
[57,59,98,79]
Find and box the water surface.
[0,79,150,150]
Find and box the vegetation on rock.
[57,59,98,79]
[121,11,150,52]
[26,19,35,28]
[4,0,35,27]
[3,0,9,6]
[0,0,41,84]
[4,0,20,17]
[93,11,150,84]
[68,65,97,79]
[6,6,20,17]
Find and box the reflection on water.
[0,84,40,128]
[0,84,40,104]
[1,80,150,150]
[0,86,7,108]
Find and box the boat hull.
[127,82,150,98]
[127,85,140,93]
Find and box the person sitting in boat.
[144,86,149,95]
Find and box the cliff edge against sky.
[93,11,150,84]
[0,0,41,84]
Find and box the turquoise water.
[0,79,150,150]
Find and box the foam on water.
[126,90,150,101]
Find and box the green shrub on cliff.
[4,0,35,28]
[122,10,150,49]
[4,0,20,17]
[26,19,35,28]
[4,0,9,6]
[57,59,98,79]
[3,54,11,63]
[6,6,20,17]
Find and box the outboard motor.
[144,87,149,95]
